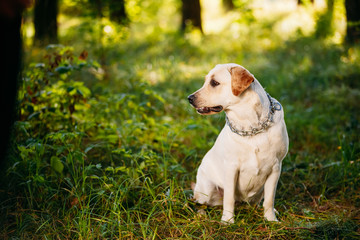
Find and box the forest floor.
[1,2,360,239]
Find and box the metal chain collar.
[225,93,282,137]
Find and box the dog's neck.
[225,80,270,131]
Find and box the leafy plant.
[19,45,97,136]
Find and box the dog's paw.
[221,217,235,224]
[266,217,279,222]
[264,208,280,222]
[221,212,235,224]
[264,212,279,222]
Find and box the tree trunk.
[314,0,334,38]
[0,1,28,167]
[297,0,314,5]
[223,0,234,11]
[109,0,127,24]
[345,0,360,44]
[34,0,58,45]
[181,0,203,33]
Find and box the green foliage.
[1,1,360,239]
[314,0,335,38]
[19,45,95,135]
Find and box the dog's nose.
[188,94,196,105]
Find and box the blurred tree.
[87,0,127,24]
[314,0,334,38]
[223,0,235,11]
[88,0,103,17]
[109,0,127,24]
[34,0,58,45]
[345,0,360,44]
[181,0,202,33]
[297,0,314,5]
[0,0,30,167]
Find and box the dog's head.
[188,64,254,115]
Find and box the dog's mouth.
[196,106,223,114]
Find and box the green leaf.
[85,145,95,153]
[28,111,40,120]
[105,166,114,172]
[115,166,127,172]
[67,86,75,93]
[45,44,63,50]
[186,124,199,130]
[50,156,64,174]
[33,175,45,183]
[91,60,101,69]
[55,66,72,74]
[76,89,84,96]
[35,63,45,68]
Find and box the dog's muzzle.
[188,94,196,106]
[188,94,223,114]
[196,106,223,114]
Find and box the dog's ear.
[230,66,254,96]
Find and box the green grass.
[1,2,360,239]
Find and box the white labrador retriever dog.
[188,63,289,223]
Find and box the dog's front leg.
[263,163,281,221]
[221,165,238,224]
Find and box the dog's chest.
[238,157,275,199]
[219,129,280,200]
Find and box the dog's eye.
[210,79,220,87]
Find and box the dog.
[188,63,289,223]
